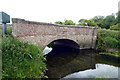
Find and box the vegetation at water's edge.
[99,52,120,58]
[1,26,47,78]
[96,52,120,67]
[96,29,120,52]
[96,28,120,59]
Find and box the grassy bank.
[99,52,120,58]
[1,25,47,78]
[97,52,120,67]
[96,28,120,58]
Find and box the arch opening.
[44,39,80,68]
[43,39,80,55]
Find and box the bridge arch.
[43,38,80,55]
[47,39,80,48]
[43,37,80,49]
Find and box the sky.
[0,0,119,23]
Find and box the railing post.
[2,23,7,37]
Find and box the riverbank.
[97,52,120,67]
[96,28,120,59]
[99,52,120,58]
[1,26,47,78]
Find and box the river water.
[45,45,120,79]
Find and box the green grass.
[95,78,108,80]
[0,25,2,41]
[1,25,47,78]
[99,52,120,58]
[2,36,47,78]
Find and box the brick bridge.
[12,18,98,50]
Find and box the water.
[44,45,120,79]
[63,64,119,78]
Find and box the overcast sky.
[0,0,119,23]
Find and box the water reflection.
[46,47,96,78]
[43,46,52,55]
[62,63,119,78]
[45,44,119,79]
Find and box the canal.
[44,44,119,79]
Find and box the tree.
[78,19,88,26]
[92,16,104,27]
[116,11,120,23]
[87,19,97,27]
[103,14,116,29]
[64,20,75,25]
[55,21,63,25]
[78,19,97,27]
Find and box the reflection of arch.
[45,38,80,49]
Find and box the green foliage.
[0,25,2,80]
[110,23,120,30]
[78,19,88,26]
[95,78,107,80]
[64,20,75,25]
[87,19,97,27]
[96,29,120,51]
[104,37,118,48]
[116,11,120,23]
[78,18,98,27]
[0,24,47,78]
[55,12,118,29]
[92,16,104,27]
[2,36,46,78]
[0,24,12,36]
[55,21,63,25]
[55,20,75,25]
[79,13,117,29]
[102,14,116,29]
[6,26,12,35]
[96,29,106,51]
[99,52,120,58]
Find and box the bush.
[6,26,12,35]
[2,36,46,78]
[104,37,118,48]
[96,29,120,51]
[110,23,120,31]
